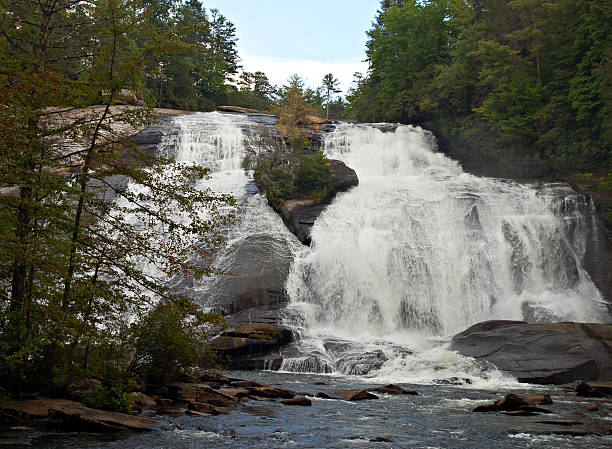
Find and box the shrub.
[254,150,334,206]
[84,385,132,413]
[130,301,222,385]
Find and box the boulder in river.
[372,385,418,395]
[281,397,312,406]
[473,393,552,414]
[247,387,295,400]
[331,390,379,401]
[450,321,612,384]
[575,381,609,397]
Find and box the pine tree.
[320,73,341,119]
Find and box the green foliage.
[348,0,611,175]
[254,150,334,206]
[144,0,241,110]
[84,385,132,413]
[598,173,612,192]
[131,302,223,385]
[295,151,334,195]
[0,0,235,398]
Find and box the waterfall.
[281,123,607,383]
[154,112,302,316]
[124,115,606,385]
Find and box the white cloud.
[238,53,369,95]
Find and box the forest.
[347,0,611,179]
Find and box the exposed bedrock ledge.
[273,159,359,245]
[211,323,295,370]
[450,321,612,384]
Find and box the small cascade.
[280,123,608,384]
[154,112,301,317]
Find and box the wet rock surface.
[211,324,295,369]
[189,234,294,327]
[371,384,418,395]
[330,390,379,401]
[450,321,612,384]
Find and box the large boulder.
[330,390,379,401]
[276,159,359,245]
[0,398,81,420]
[47,403,154,432]
[450,321,612,384]
[211,323,294,368]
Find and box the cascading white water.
[113,112,299,308]
[281,123,606,384]
[155,112,302,311]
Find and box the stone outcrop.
[450,321,612,384]
[211,323,294,369]
[275,159,359,245]
[0,398,81,420]
[217,105,266,114]
[177,234,294,327]
[47,403,154,432]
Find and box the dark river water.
[11,371,611,449]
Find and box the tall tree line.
[0,0,234,399]
[347,0,611,177]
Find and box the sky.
[203,0,382,94]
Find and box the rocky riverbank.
[2,372,611,447]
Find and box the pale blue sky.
[203,0,382,93]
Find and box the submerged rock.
[432,377,472,386]
[450,321,612,384]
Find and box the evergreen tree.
[320,73,341,119]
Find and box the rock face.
[192,234,294,327]
[129,113,180,156]
[450,321,612,384]
[47,404,154,432]
[275,159,359,245]
[211,323,294,369]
